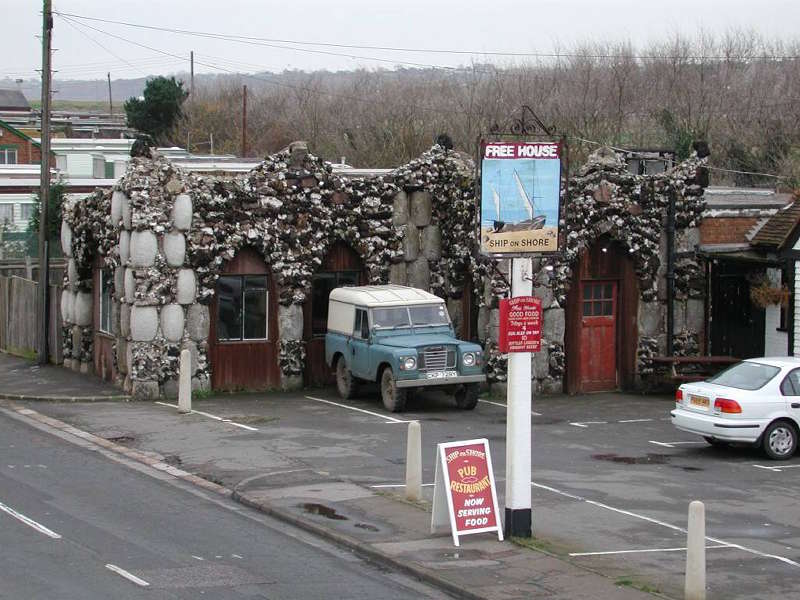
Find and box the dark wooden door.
[304,243,366,386]
[711,263,765,358]
[579,280,618,392]
[209,248,280,391]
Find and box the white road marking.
[105,564,149,587]
[569,422,588,428]
[619,419,653,423]
[649,440,707,448]
[304,396,410,424]
[569,421,607,428]
[569,544,732,557]
[154,402,259,431]
[369,483,435,488]
[232,554,243,559]
[753,464,800,473]
[191,555,205,561]
[0,500,62,539]
[570,545,728,557]
[477,399,542,416]
[532,481,800,568]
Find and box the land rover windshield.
[371,304,450,330]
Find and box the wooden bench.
[651,356,740,384]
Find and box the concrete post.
[178,348,192,414]
[685,500,706,600]
[505,257,533,537]
[405,421,422,501]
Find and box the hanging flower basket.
[750,282,790,308]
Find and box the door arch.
[208,247,279,390]
[304,242,367,386]
[565,236,638,393]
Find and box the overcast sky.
[2,0,799,82]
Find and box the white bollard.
[178,348,192,414]
[685,500,706,600]
[405,421,422,501]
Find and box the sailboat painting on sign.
[480,141,562,255]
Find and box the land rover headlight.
[401,356,417,370]
[462,352,476,367]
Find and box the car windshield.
[372,307,412,329]
[371,304,450,329]
[409,304,450,327]
[706,361,781,390]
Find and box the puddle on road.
[300,503,348,520]
[591,453,670,465]
[105,435,135,445]
[674,465,704,472]
[354,522,379,532]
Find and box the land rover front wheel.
[455,383,479,410]
[380,367,407,413]
[336,357,358,399]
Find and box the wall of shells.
[60,141,708,399]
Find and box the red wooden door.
[579,281,617,392]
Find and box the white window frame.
[99,269,113,334]
[0,148,18,165]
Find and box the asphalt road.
[19,386,800,599]
[145,387,800,600]
[0,412,452,600]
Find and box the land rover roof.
[329,285,443,308]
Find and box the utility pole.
[241,84,247,157]
[187,51,193,151]
[107,72,112,115]
[37,0,53,365]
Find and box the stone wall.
[476,145,709,393]
[63,142,483,398]
[63,141,708,398]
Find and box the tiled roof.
[751,200,800,249]
[0,89,30,110]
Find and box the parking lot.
[257,387,800,599]
[29,387,800,599]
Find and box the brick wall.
[0,125,41,164]
[699,217,759,244]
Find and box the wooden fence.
[0,276,62,363]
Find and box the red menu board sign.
[498,296,542,353]
[430,438,503,546]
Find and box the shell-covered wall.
[61,142,484,398]
[61,141,708,398]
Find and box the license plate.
[425,370,457,379]
[690,395,710,408]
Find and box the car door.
[348,307,371,379]
[780,368,800,416]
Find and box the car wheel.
[455,383,479,410]
[762,420,798,460]
[335,357,358,399]
[703,436,729,447]
[380,367,407,413]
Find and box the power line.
[53,11,800,62]
[59,13,149,78]
[56,14,472,117]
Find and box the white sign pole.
[505,257,533,537]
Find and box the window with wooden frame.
[311,271,359,336]
[216,275,269,341]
